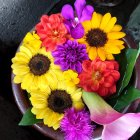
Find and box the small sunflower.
[12,32,61,92]
[78,12,126,60]
[30,80,84,130]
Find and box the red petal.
[111,70,120,81]
[103,76,114,87]
[82,60,92,73]
[97,87,109,97]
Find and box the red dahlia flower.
[79,58,120,97]
[36,14,68,51]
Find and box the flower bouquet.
[11,0,140,140]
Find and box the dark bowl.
[11,34,140,140]
[91,0,124,7]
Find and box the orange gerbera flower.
[36,14,68,51]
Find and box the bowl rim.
[91,0,123,7]
[11,33,140,140]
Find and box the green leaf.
[114,86,140,111]
[19,108,42,126]
[115,47,140,96]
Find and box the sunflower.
[12,32,61,92]
[78,12,126,61]
[30,80,84,130]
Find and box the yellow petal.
[107,32,126,39]
[111,25,122,32]
[106,53,114,60]
[104,17,117,33]
[21,73,34,90]
[20,46,33,58]
[105,44,120,54]
[78,37,86,44]
[97,47,106,61]
[13,75,23,83]
[100,13,111,30]
[117,44,125,50]
[91,12,100,28]
[107,40,124,45]
[82,21,92,32]
[13,66,30,75]
[97,13,103,25]
[88,47,97,60]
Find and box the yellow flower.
[11,32,61,92]
[63,70,80,87]
[78,12,126,61]
[30,80,84,130]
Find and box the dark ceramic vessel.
[91,0,124,7]
[11,34,140,140]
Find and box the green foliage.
[19,108,42,126]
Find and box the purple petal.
[74,0,86,19]
[70,23,84,39]
[75,61,82,73]
[61,5,74,20]
[80,5,94,22]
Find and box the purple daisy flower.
[61,0,94,39]
[60,108,94,140]
[52,40,89,73]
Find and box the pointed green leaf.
[115,47,140,96]
[19,108,42,126]
[114,86,140,111]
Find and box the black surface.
[0,0,140,140]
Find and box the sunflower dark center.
[29,54,51,76]
[86,28,108,47]
[47,90,72,113]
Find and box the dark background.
[0,0,140,140]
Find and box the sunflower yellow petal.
[106,53,114,60]
[107,32,126,39]
[20,46,33,58]
[88,47,97,60]
[13,66,29,75]
[100,13,111,30]
[105,44,120,54]
[107,40,124,45]
[104,17,117,33]
[97,47,106,61]
[111,24,122,32]
[13,75,23,83]
[91,12,100,28]
[117,44,125,50]
[82,21,92,32]
[21,73,34,90]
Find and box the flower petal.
[107,32,126,39]
[74,0,86,19]
[100,13,111,30]
[111,24,122,32]
[82,91,122,125]
[102,113,140,140]
[104,17,117,33]
[88,47,97,60]
[97,47,106,61]
[80,5,94,22]
[91,12,100,28]
[70,23,84,39]
[61,4,74,20]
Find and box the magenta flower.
[82,91,140,140]
[52,40,89,73]
[61,0,94,39]
[60,108,94,140]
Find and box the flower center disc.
[86,28,107,47]
[92,71,102,80]
[48,90,72,113]
[29,54,51,76]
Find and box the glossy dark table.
[0,0,140,140]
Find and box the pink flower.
[79,58,120,97]
[82,91,140,140]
